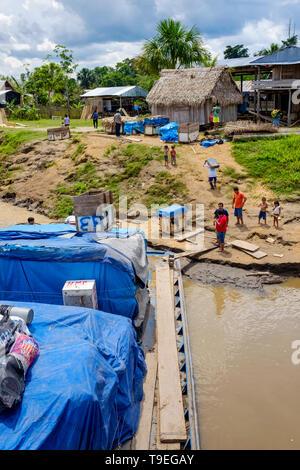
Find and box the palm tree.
[138,18,209,74]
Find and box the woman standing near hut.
[212,103,221,128]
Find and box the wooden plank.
[231,240,260,252]
[134,350,158,450]
[175,228,204,242]
[173,244,218,260]
[156,265,187,443]
[156,389,181,450]
[237,248,268,259]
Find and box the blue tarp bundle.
[159,122,179,142]
[0,224,76,240]
[143,117,169,127]
[0,226,148,322]
[123,121,145,135]
[0,301,146,450]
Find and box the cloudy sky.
[0,0,299,77]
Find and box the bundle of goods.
[123,121,145,135]
[224,120,277,138]
[101,116,137,135]
[159,122,179,142]
[0,301,146,450]
[0,305,39,413]
[143,116,169,127]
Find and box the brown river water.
[184,277,300,450]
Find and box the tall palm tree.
[138,18,209,74]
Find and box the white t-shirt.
[273,205,281,216]
[65,215,76,225]
[204,163,217,178]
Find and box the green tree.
[224,44,249,59]
[77,68,95,89]
[138,18,209,74]
[281,34,298,47]
[52,45,78,115]
[30,63,65,118]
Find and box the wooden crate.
[178,122,199,143]
[47,126,71,141]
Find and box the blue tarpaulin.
[0,227,148,321]
[143,117,169,127]
[159,122,179,142]
[157,204,187,218]
[0,224,77,240]
[0,301,146,450]
[123,121,145,135]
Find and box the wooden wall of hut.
[151,102,237,125]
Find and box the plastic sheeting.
[143,117,169,127]
[159,122,179,142]
[0,224,76,240]
[0,227,149,324]
[123,121,145,135]
[0,301,146,450]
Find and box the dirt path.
[0,200,51,228]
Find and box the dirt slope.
[0,132,299,266]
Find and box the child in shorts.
[163,145,169,168]
[170,146,177,166]
[272,201,281,228]
[258,197,268,224]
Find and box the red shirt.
[216,215,227,232]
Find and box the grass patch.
[222,166,249,181]
[232,135,300,195]
[52,196,74,219]
[144,171,187,206]
[0,130,45,157]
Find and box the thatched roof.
[147,66,243,107]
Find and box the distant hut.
[146,66,243,125]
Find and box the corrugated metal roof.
[81,85,147,98]
[251,46,300,65]
[217,57,261,68]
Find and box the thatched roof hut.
[146,66,243,125]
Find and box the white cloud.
[37,38,56,52]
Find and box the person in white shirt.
[64,115,70,127]
[272,201,281,229]
[204,160,217,190]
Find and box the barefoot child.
[170,146,177,166]
[232,187,247,225]
[272,201,281,228]
[258,197,268,224]
[163,145,169,168]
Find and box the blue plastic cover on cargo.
[143,117,169,127]
[157,204,187,218]
[0,300,146,450]
[0,231,142,321]
[123,121,145,135]
[159,122,178,142]
[0,224,77,240]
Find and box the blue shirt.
[93,112,98,119]
[215,209,229,220]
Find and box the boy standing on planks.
[232,187,247,225]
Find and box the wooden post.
[257,67,261,121]
[240,74,243,93]
[288,89,292,126]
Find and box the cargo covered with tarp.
[0,226,150,327]
[0,300,146,450]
